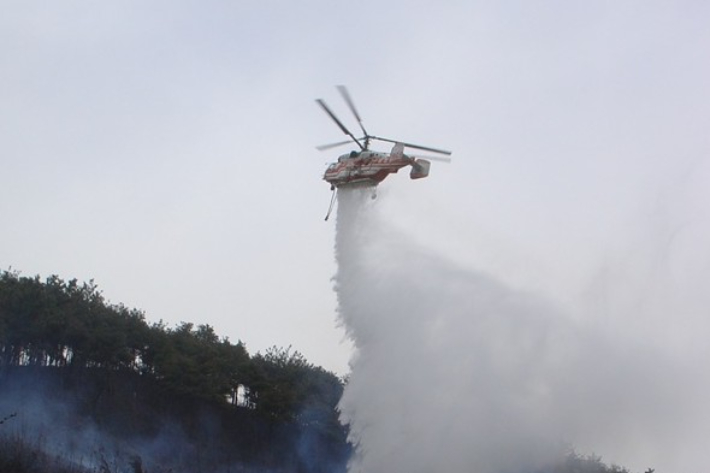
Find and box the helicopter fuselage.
[323,150,429,188]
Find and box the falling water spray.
[332,188,703,473]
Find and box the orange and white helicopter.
[316,86,452,220]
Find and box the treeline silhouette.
[0,270,349,473]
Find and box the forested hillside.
[0,270,349,473]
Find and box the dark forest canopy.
[0,269,345,425]
[0,269,350,472]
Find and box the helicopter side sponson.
[323,150,431,188]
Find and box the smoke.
[0,371,193,472]
[0,369,275,473]
[333,188,708,473]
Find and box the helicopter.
[316,86,452,220]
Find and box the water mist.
[333,188,704,473]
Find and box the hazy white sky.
[2,0,709,389]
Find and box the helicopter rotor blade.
[316,99,365,150]
[316,139,362,151]
[337,85,369,139]
[379,152,452,163]
[410,154,452,163]
[371,135,452,155]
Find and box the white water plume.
[333,188,706,473]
